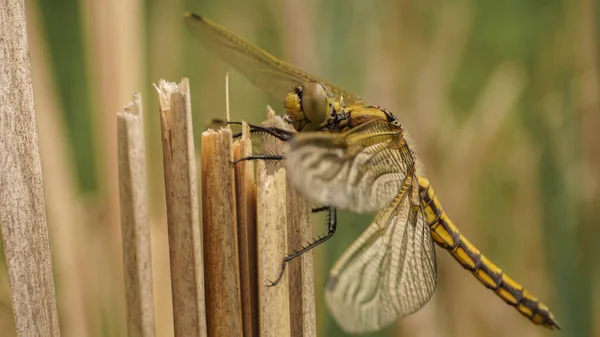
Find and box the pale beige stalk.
[233,123,258,337]
[156,79,207,336]
[117,93,156,337]
[0,0,60,335]
[200,126,243,336]
[257,162,291,337]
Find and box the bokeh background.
[1,0,598,336]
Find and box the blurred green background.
[1,0,598,336]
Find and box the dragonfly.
[185,12,561,333]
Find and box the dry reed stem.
[258,109,316,336]
[156,79,207,337]
[0,0,60,335]
[201,117,315,336]
[201,127,244,336]
[117,93,156,337]
[233,124,258,337]
[285,182,316,337]
[257,162,291,337]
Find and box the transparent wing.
[184,13,365,106]
[325,179,437,333]
[284,119,413,213]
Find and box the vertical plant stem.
[156,79,207,337]
[117,93,156,337]
[257,162,291,337]
[0,0,60,335]
[233,124,258,337]
[286,181,316,337]
[201,127,243,336]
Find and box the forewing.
[325,184,437,333]
[185,13,365,105]
[284,119,413,213]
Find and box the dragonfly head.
[285,82,334,132]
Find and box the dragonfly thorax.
[284,82,335,132]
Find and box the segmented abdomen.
[417,176,561,330]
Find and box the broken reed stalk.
[117,93,156,337]
[201,118,316,337]
[285,166,317,337]
[201,127,244,336]
[115,78,316,336]
[256,162,291,336]
[256,111,317,337]
[0,1,60,335]
[233,124,259,337]
[156,79,207,336]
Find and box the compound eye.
[302,83,329,125]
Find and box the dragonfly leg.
[267,207,337,287]
[311,206,329,213]
[228,121,295,142]
[233,154,284,165]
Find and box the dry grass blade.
[156,79,207,336]
[117,93,156,337]
[0,1,60,335]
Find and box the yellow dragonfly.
[185,12,561,333]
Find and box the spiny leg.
[267,207,338,287]
[227,121,294,142]
[232,154,284,165]
[228,121,292,164]
[311,206,329,213]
